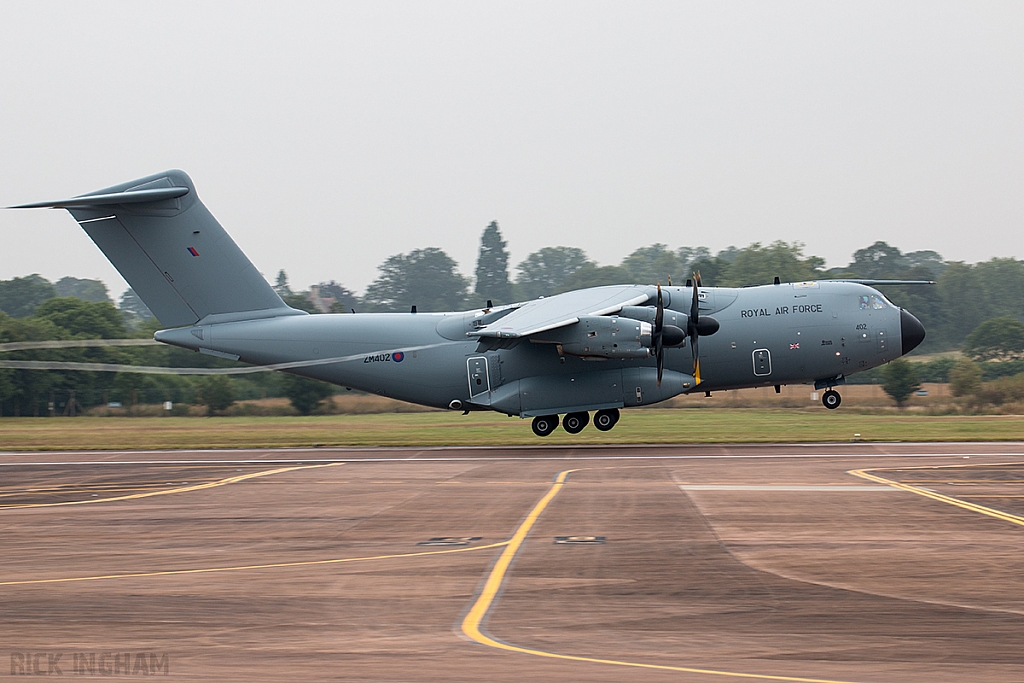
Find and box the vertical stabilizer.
[13,170,302,327]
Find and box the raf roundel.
[392,351,405,363]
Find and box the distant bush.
[971,374,1024,407]
[949,358,982,397]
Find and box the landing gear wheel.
[563,411,590,434]
[532,414,559,437]
[822,389,842,410]
[593,408,619,431]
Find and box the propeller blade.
[655,284,665,386]
[691,333,699,375]
[690,276,699,324]
[655,284,664,332]
[689,272,702,379]
[657,343,664,385]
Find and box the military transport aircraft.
[14,170,927,436]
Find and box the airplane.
[13,170,927,436]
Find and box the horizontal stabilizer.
[10,186,189,209]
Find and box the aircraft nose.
[900,309,926,355]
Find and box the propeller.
[654,285,665,385]
[653,284,686,386]
[685,272,720,384]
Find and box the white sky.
[1,2,1022,299]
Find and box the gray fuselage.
[155,280,921,418]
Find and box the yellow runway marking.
[0,541,508,586]
[850,467,1024,527]
[0,463,342,510]
[461,469,862,683]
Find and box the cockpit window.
[858,294,888,310]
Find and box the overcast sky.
[1,2,1022,299]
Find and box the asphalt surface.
[2,443,1024,682]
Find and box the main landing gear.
[531,409,619,437]
[531,414,559,437]
[822,389,842,410]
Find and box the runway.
[3,443,1024,681]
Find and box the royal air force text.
[741,304,823,318]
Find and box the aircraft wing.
[472,285,653,338]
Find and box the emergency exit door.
[752,349,772,376]
[467,357,490,398]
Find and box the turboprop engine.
[532,315,654,359]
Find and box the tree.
[962,317,1024,361]
[474,221,513,304]
[882,359,921,407]
[274,270,292,297]
[282,374,334,415]
[363,248,469,312]
[555,264,632,294]
[0,274,57,318]
[620,244,684,285]
[686,256,731,286]
[34,297,127,339]
[849,241,908,279]
[515,247,592,299]
[975,258,1024,320]
[0,313,65,416]
[53,277,112,303]
[677,246,712,270]
[949,358,982,397]
[937,263,990,345]
[904,250,947,277]
[119,288,155,323]
[315,281,358,314]
[722,241,824,287]
[196,375,235,415]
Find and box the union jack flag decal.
[790,343,800,350]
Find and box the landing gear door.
[467,357,490,398]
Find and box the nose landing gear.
[822,389,842,410]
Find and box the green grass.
[1,409,1023,451]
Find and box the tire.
[532,414,559,436]
[822,390,842,410]
[594,408,619,431]
[563,411,590,434]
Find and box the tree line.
[3,226,1024,415]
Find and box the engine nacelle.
[534,315,653,359]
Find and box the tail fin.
[12,170,302,328]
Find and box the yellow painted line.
[0,463,342,510]
[850,469,1024,527]
[0,486,198,498]
[461,469,861,683]
[0,541,508,586]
